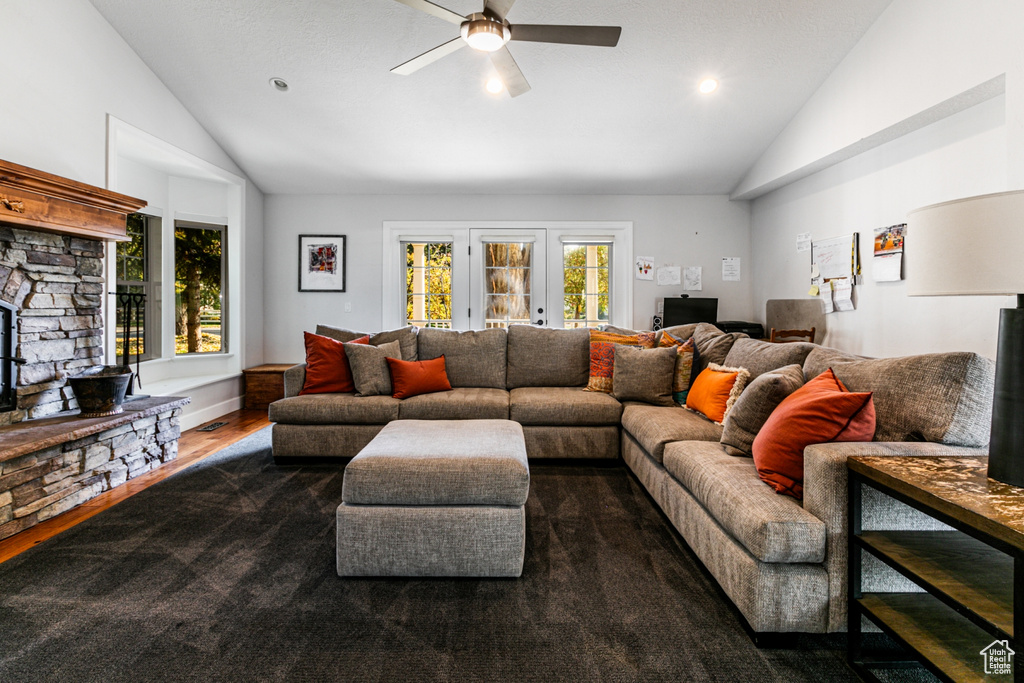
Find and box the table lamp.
[907,189,1024,488]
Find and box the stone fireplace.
[0,227,106,424]
[0,158,187,542]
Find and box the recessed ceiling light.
[269,77,289,92]
[699,78,718,94]
[486,77,504,94]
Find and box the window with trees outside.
[406,242,452,328]
[175,221,225,354]
[562,243,610,328]
[115,213,160,361]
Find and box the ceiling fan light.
[461,19,510,52]
[486,77,504,94]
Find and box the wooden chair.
[769,327,815,344]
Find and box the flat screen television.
[663,297,718,326]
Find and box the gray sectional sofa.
[269,322,995,639]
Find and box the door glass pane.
[482,243,532,328]
[562,243,610,329]
[406,242,452,328]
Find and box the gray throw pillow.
[720,364,805,456]
[611,344,677,407]
[344,340,402,397]
[723,338,816,381]
[693,323,747,372]
[317,324,418,362]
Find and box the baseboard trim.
[181,396,245,431]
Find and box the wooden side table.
[848,455,1023,682]
[242,364,296,410]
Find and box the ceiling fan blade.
[489,46,530,97]
[392,0,465,26]
[483,0,516,21]
[391,37,467,75]
[510,24,621,47]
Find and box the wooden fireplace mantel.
[0,158,147,242]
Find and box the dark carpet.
[1,427,867,682]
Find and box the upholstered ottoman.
[336,419,530,577]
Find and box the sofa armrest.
[283,364,306,398]
[802,441,987,632]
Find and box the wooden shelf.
[848,456,1023,682]
[859,592,992,683]
[858,530,1014,637]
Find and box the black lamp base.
[988,300,1024,488]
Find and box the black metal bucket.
[68,366,133,418]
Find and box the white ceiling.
[88,0,893,195]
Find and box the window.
[562,243,610,329]
[115,213,160,361]
[174,221,226,354]
[483,242,533,329]
[405,242,452,328]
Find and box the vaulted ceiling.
[88,0,893,195]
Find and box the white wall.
[263,195,752,362]
[1,0,265,426]
[747,0,1024,360]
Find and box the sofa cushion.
[584,329,658,393]
[269,393,400,425]
[386,356,451,399]
[753,369,876,500]
[398,387,510,420]
[342,420,529,506]
[506,325,590,388]
[724,338,815,380]
[662,441,826,564]
[299,332,367,395]
[685,363,750,424]
[802,347,994,446]
[509,387,622,425]
[692,323,747,371]
[720,364,805,456]
[620,403,722,463]
[417,327,507,389]
[345,340,402,397]
[659,333,697,405]
[612,344,677,406]
[316,324,418,361]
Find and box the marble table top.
[849,455,1024,552]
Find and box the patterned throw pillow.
[685,363,751,424]
[659,332,698,405]
[584,329,657,393]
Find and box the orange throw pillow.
[387,355,452,399]
[584,329,657,393]
[752,368,876,499]
[686,364,750,424]
[299,332,369,395]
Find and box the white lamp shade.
[907,189,1024,297]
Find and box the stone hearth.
[0,396,188,541]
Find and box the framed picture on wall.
[298,234,346,292]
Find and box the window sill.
[138,371,241,398]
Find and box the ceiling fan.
[390,0,621,97]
